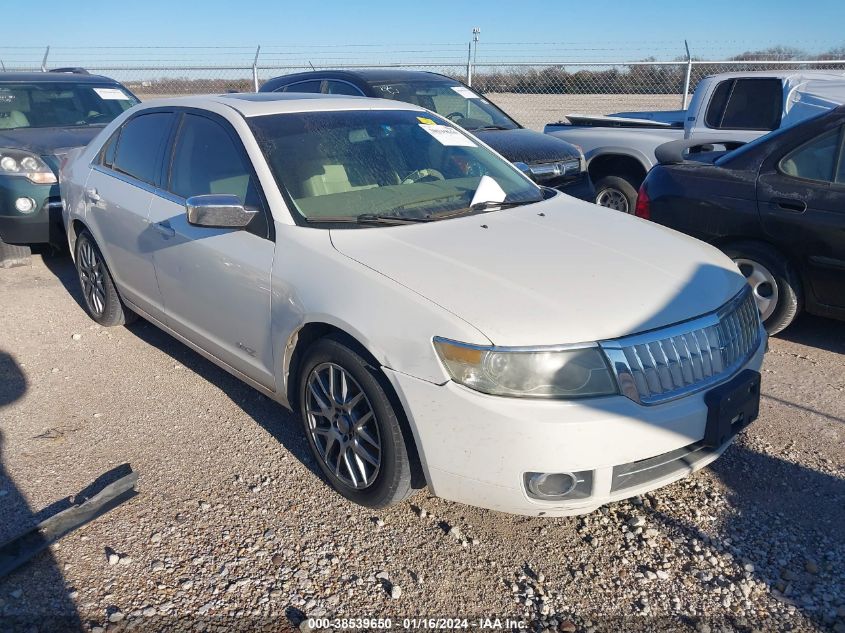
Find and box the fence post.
[466,42,472,86]
[41,46,50,72]
[681,40,692,109]
[252,45,261,92]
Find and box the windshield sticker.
[419,124,477,147]
[417,116,436,125]
[451,86,480,99]
[93,87,132,100]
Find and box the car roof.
[0,71,124,84]
[265,69,456,86]
[702,69,845,82]
[136,92,429,117]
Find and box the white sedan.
[61,93,766,516]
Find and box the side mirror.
[185,194,257,229]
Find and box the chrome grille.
[601,288,762,405]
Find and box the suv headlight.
[433,337,618,399]
[0,149,57,184]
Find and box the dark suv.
[259,70,594,201]
[0,70,138,248]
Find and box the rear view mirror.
[185,194,256,229]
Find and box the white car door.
[146,111,276,389]
[85,111,176,319]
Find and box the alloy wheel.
[734,257,779,321]
[305,362,382,489]
[596,188,630,212]
[78,240,107,317]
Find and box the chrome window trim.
[600,286,764,406]
[91,164,159,196]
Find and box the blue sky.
[8,0,845,64]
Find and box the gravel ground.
[0,253,843,633]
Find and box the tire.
[723,241,801,335]
[298,337,414,508]
[594,175,639,213]
[74,230,136,327]
[0,236,31,269]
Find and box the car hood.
[330,195,746,346]
[472,128,581,164]
[0,126,103,156]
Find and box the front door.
[757,119,845,310]
[147,111,276,388]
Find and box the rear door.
[146,110,276,388]
[757,117,845,310]
[85,110,175,317]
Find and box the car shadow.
[0,351,82,632]
[123,319,324,482]
[776,313,845,354]
[644,440,844,630]
[37,251,325,485]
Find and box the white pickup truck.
[545,70,845,212]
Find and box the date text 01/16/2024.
[306,617,528,630]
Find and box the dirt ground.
[0,253,843,633]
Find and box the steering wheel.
[402,168,446,184]
[446,111,466,122]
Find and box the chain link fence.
[2,44,844,130]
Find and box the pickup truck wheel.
[74,230,136,327]
[723,241,801,335]
[594,176,639,213]
[298,337,414,508]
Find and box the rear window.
[0,82,138,130]
[705,78,782,131]
[112,112,173,185]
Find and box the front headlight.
[433,337,618,399]
[0,149,57,184]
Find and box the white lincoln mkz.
[61,93,766,515]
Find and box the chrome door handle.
[85,188,101,202]
[154,221,176,238]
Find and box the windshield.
[0,82,138,130]
[249,109,541,223]
[368,80,519,132]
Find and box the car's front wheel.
[74,230,136,327]
[298,337,414,508]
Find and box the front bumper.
[384,340,765,516]
[552,172,595,202]
[0,177,62,245]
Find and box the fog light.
[524,470,594,501]
[15,197,36,214]
[527,472,577,498]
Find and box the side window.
[324,80,363,96]
[98,129,120,168]
[169,113,261,209]
[112,112,173,185]
[706,78,782,131]
[281,80,322,94]
[780,127,843,183]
